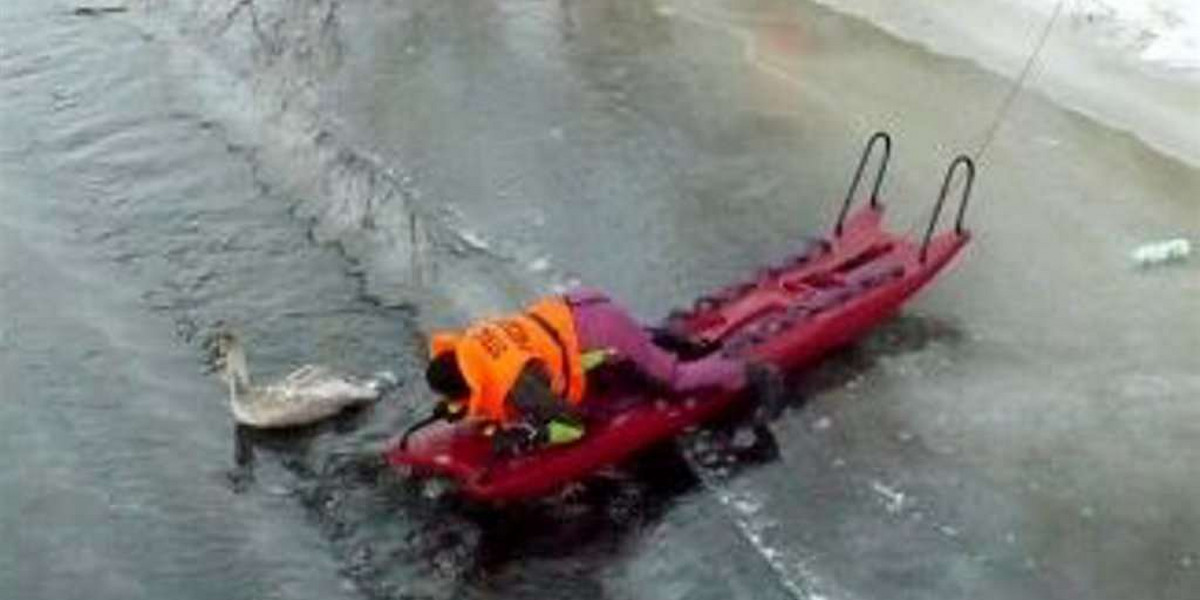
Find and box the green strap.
[547,419,585,445]
[580,349,614,371]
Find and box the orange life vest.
[429,296,586,423]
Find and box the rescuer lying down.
[423,287,783,455]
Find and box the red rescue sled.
[385,133,977,502]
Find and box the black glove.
[490,422,545,457]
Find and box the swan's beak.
[201,336,223,374]
[201,330,236,375]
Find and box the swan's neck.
[223,343,252,404]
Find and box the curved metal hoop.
[920,155,976,263]
[835,131,892,236]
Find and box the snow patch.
[1020,0,1200,71]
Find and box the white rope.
[973,0,1066,162]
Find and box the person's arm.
[509,365,580,423]
[502,365,585,448]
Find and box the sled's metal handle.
[835,131,892,236]
[920,155,976,263]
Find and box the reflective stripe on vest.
[428,296,586,423]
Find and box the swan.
[206,328,394,428]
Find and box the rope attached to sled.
[974,0,1065,162]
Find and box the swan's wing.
[231,389,300,426]
[280,365,379,402]
[234,379,378,428]
[233,362,381,428]
[267,365,339,400]
[233,393,345,428]
[296,378,381,403]
[281,364,334,387]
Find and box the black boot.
[745,362,786,425]
[736,363,785,463]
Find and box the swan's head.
[204,324,250,391]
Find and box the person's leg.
[566,288,746,395]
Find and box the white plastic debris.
[871,481,908,514]
[1131,238,1192,268]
